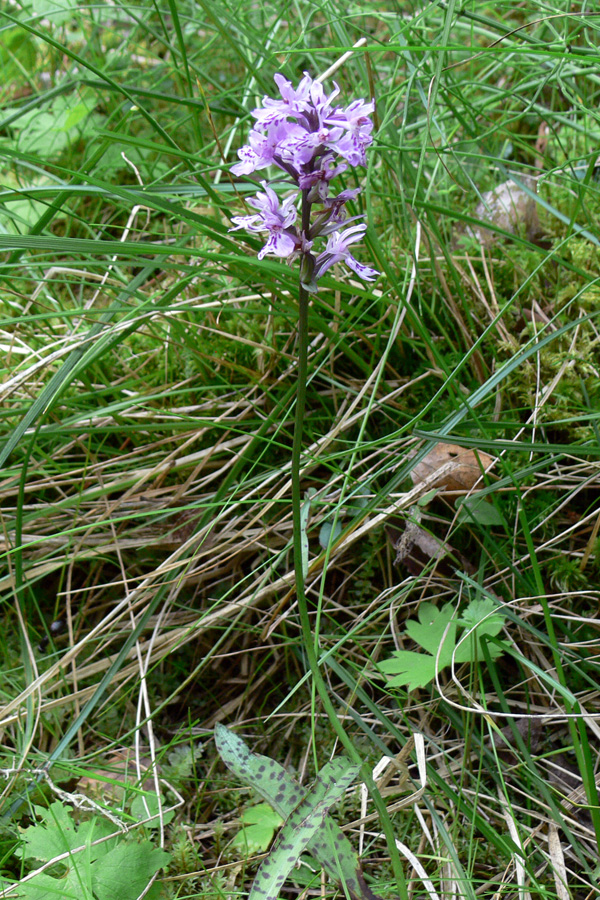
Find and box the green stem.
[291,283,407,900]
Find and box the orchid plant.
[229,69,378,694]
[227,68,404,897]
[228,66,383,802]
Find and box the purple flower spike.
[231,71,374,183]
[229,72,379,290]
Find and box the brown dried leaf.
[548,826,571,900]
[410,443,494,494]
[389,522,454,577]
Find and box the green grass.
[1,0,600,898]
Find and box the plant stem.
[291,281,408,900]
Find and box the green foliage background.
[1,0,600,898]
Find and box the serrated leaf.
[14,801,169,900]
[10,868,95,899]
[91,841,170,900]
[17,802,115,863]
[248,758,359,900]
[455,598,506,662]
[459,598,505,634]
[214,725,381,900]
[378,651,440,691]
[164,741,204,785]
[231,803,283,854]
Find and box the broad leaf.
[456,495,505,526]
[404,602,457,658]
[17,802,115,863]
[231,803,283,854]
[91,842,170,900]
[12,869,95,900]
[14,801,169,900]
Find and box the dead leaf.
[387,520,476,577]
[410,443,495,494]
[548,825,571,900]
[392,521,451,575]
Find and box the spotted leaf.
[248,757,358,900]
[214,724,384,900]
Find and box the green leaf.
[319,519,343,549]
[91,842,170,900]
[455,598,506,662]
[14,801,169,900]
[0,29,36,85]
[248,758,359,900]
[163,741,204,786]
[379,599,507,690]
[231,803,283,854]
[17,802,115,863]
[417,488,439,507]
[130,792,175,828]
[456,495,505,525]
[11,869,95,899]
[378,650,440,691]
[459,598,505,635]
[404,602,457,659]
[214,725,382,900]
[31,0,78,24]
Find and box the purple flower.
[297,154,349,201]
[313,224,379,282]
[230,183,300,259]
[231,121,306,176]
[229,73,379,291]
[320,188,362,226]
[252,73,341,130]
[231,71,374,180]
[321,98,374,166]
